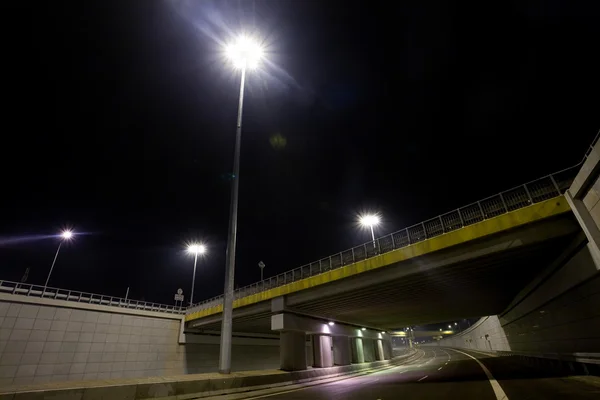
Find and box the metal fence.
[188,165,579,314]
[0,280,185,315]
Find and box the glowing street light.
[187,243,207,307]
[359,214,381,248]
[43,230,75,293]
[220,35,264,375]
[225,36,263,69]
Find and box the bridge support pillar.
[351,337,365,363]
[375,339,385,361]
[312,334,333,368]
[382,339,392,360]
[332,336,351,365]
[280,331,307,371]
[363,339,376,362]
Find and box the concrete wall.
[184,336,279,374]
[0,297,280,387]
[582,173,600,227]
[436,237,600,357]
[0,300,182,386]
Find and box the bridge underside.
[187,213,579,334]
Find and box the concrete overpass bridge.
[2,138,600,386]
[186,166,580,336]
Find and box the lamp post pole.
[190,252,198,306]
[219,59,247,375]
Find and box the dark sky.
[1,0,598,306]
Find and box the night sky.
[1,1,599,307]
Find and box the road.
[244,347,600,399]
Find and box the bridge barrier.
[0,280,184,315]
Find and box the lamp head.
[187,243,206,255]
[226,36,263,69]
[359,214,381,227]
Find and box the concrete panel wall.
[437,243,600,356]
[436,316,509,351]
[0,300,280,387]
[0,301,182,386]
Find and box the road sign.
[177,288,183,295]
[258,261,265,268]
[174,294,184,301]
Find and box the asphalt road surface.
[244,347,600,399]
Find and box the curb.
[0,350,421,400]
[198,350,424,400]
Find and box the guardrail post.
[351,248,355,263]
[499,193,508,213]
[26,285,32,297]
[439,216,445,233]
[477,201,485,219]
[457,209,464,227]
[391,233,396,249]
[549,175,561,194]
[406,228,411,245]
[422,222,427,239]
[523,184,533,203]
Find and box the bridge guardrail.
[0,280,185,315]
[188,165,580,314]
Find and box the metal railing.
[188,165,580,314]
[0,280,185,314]
[583,129,600,161]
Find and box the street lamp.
[43,230,74,293]
[220,35,264,375]
[359,214,381,247]
[187,243,206,306]
[258,261,265,281]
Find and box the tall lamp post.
[43,230,74,294]
[359,214,381,248]
[187,243,207,306]
[220,35,263,374]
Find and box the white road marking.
[418,375,429,382]
[449,348,509,400]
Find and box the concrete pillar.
[332,336,351,366]
[566,191,600,269]
[312,334,333,368]
[363,339,376,362]
[351,337,365,363]
[382,340,392,360]
[375,339,385,361]
[280,331,307,371]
